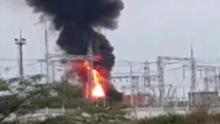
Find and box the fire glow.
[79,61,107,101]
[91,70,105,98]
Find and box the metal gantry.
[157,56,191,106]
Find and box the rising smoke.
[26,0,124,100]
[26,0,124,71]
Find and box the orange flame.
[91,70,105,98]
[81,61,106,100]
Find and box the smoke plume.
[26,0,123,70]
[26,0,124,100]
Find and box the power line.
[0,58,43,62]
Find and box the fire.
[79,61,106,100]
[91,70,105,98]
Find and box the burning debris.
[26,0,124,101]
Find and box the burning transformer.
[26,0,124,102]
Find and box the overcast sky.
[110,0,220,60]
[1,0,220,77]
[1,0,220,60]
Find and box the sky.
[1,0,220,77]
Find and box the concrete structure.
[189,91,219,107]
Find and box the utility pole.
[52,62,56,83]
[215,68,220,92]
[129,62,134,106]
[44,23,50,84]
[34,21,50,83]
[157,56,165,107]
[218,68,220,92]
[144,60,151,87]
[183,86,186,98]
[204,68,209,91]
[190,46,196,92]
[15,29,26,81]
[38,59,44,76]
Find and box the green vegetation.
[0,78,131,124]
[28,102,131,124]
[1,78,220,124]
[0,78,9,91]
[138,112,220,124]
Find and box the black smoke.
[26,0,123,70]
[26,0,124,100]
